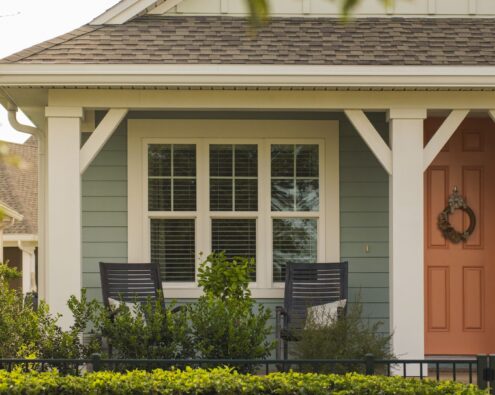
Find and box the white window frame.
[128,119,340,299]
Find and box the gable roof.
[0,138,38,235]
[2,16,495,66]
[90,0,173,25]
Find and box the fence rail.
[1,354,494,391]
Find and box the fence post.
[365,354,375,375]
[489,355,495,395]
[477,355,488,390]
[91,353,102,372]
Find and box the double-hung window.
[130,120,339,297]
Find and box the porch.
[3,86,495,360]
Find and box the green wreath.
[437,188,476,244]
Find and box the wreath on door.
[437,187,476,244]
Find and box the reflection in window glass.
[272,218,317,282]
[271,145,319,212]
[210,144,258,211]
[148,144,196,211]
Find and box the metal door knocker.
[437,187,476,244]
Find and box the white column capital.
[45,106,84,119]
[387,108,427,121]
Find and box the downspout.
[1,89,46,300]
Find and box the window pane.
[296,179,319,211]
[210,144,258,212]
[151,219,195,282]
[296,145,319,177]
[271,144,294,177]
[236,179,258,211]
[148,145,171,177]
[149,179,171,211]
[272,218,317,282]
[210,179,233,211]
[235,145,257,177]
[174,179,197,211]
[212,219,256,281]
[271,179,294,211]
[173,145,196,177]
[210,145,233,177]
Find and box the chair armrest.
[171,305,186,314]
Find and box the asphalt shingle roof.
[0,138,38,235]
[1,16,495,65]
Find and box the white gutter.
[2,64,495,88]
[0,88,45,300]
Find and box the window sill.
[161,287,284,300]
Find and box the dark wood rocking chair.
[99,262,165,309]
[275,262,349,360]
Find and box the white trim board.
[4,64,495,88]
[127,119,339,299]
[91,0,166,25]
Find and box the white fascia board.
[90,0,161,25]
[3,234,38,243]
[3,64,495,88]
[0,203,23,221]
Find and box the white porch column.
[18,241,37,294]
[388,108,427,360]
[45,107,83,329]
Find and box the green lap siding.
[339,114,389,334]
[81,112,390,334]
[81,120,128,303]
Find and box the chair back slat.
[284,262,348,332]
[99,262,164,307]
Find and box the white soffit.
[90,0,181,25]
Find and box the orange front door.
[425,117,495,355]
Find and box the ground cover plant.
[0,367,486,394]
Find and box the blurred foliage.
[247,0,393,24]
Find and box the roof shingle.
[0,138,38,235]
[2,16,495,65]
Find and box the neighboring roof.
[0,138,38,235]
[2,16,495,66]
[0,201,23,222]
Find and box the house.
[0,138,38,293]
[1,0,495,362]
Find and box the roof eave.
[2,64,495,89]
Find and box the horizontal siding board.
[83,166,127,181]
[82,196,127,212]
[340,167,388,182]
[82,181,128,197]
[341,228,388,242]
[83,212,127,227]
[82,227,128,243]
[341,242,388,258]
[341,212,388,227]
[340,197,388,212]
[340,182,388,197]
[83,242,127,258]
[83,258,129,273]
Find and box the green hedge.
[0,367,485,394]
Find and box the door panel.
[425,117,495,355]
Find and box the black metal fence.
[1,354,495,392]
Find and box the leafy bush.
[294,300,394,374]
[0,367,485,395]
[0,264,98,362]
[94,297,194,359]
[190,252,274,361]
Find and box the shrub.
[294,299,394,374]
[0,264,98,362]
[190,253,274,362]
[94,297,194,359]
[0,367,485,395]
